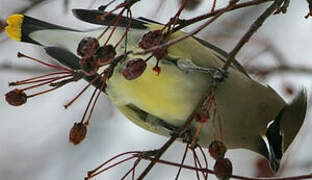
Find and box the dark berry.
[139,30,163,49]
[77,37,99,58]
[5,89,27,106]
[214,158,233,180]
[69,122,87,145]
[139,30,168,60]
[95,45,116,66]
[209,140,227,160]
[153,48,168,60]
[122,58,147,80]
[80,56,98,75]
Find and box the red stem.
[175,143,189,180]
[120,158,141,180]
[88,151,140,176]
[18,52,73,72]
[85,74,108,125]
[79,87,97,124]
[114,9,132,48]
[140,156,312,180]
[104,9,125,47]
[64,74,101,109]
[192,148,200,180]
[88,156,136,179]
[10,71,71,86]
[198,146,208,180]
[27,86,59,98]
[20,75,72,91]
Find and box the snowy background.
[0,0,312,179]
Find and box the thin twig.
[192,148,200,180]
[174,144,189,180]
[222,0,284,70]
[135,1,237,57]
[139,155,312,180]
[172,0,272,33]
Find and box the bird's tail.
[5,14,82,45]
[5,10,150,58]
[5,14,89,69]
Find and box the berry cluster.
[77,37,116,76]
[138,30,168,74]
[209,140,233,180]
[122,58,147,80]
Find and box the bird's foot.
[209,67,228,83]
[169,126,197,147]
[157,118,198,147]
[177,59,228,83]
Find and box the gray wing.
[193,36,250,78]
[72,9,250,78]
[44,47,105,92]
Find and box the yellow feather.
[107,57,210,126]
[5,14,24,41]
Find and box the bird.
[5,9,307,172]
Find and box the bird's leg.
[155,118,196,144]
[136,127,195,158]
[177,59,228,82]
[168,124,197,146]
[181,128,198,146]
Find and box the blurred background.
[0,0,311,179]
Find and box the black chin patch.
[266,117,283,172]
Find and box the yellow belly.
[107,60,210,125]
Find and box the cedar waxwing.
[5,9,307,172]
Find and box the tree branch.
[222,0,285,70]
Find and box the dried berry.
[122,58,147,80]
[209,140,227,160]
[95,45,116,66]
[5,89,27,106]
[139,30,168,60]
[214,158,233,180]
[69,122,87,145]
[80,56,98,75]
[139,30,163,49]
[77,37,99,58]
[153,48,168,60]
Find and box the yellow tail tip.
[5,14,24,41]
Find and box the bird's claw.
[210,67,228,83]
[177,59,229,83]
[169,127,197,146]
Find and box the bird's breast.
[106,59,210,125]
